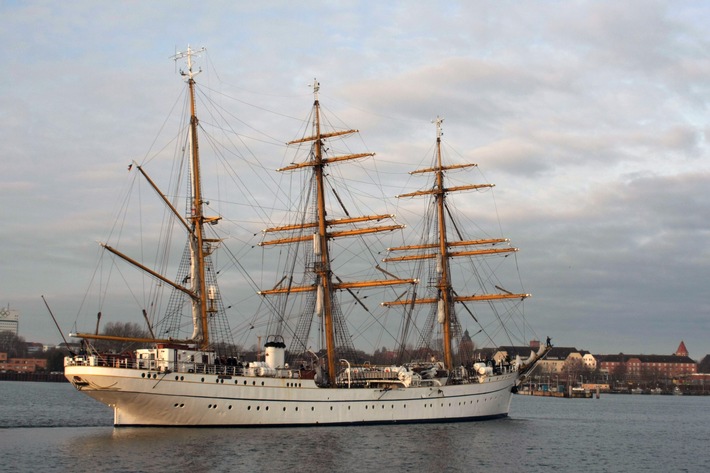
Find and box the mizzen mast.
[383,117,530,370]
[73,46,222,348]
[173,45,219,350]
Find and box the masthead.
[172,45,206,81]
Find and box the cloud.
[2,1,709,360]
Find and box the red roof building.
[598,342,697,380]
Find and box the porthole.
[311,406,314,411]
[180,376,184,381]
[252,381,256,386]
[295,407,299,411]
[141,373,145,378]
[365,405,368,410]
[283,407,286,412]
[175,376,179,381]
[228,405,232,410]
[330,406,333,411]
[208,404,212,408]
[201,378,205,383]
[265,406,269,411]
[244,380,247,385]
[247,406,251,410]
[256,406,260,411]
[261,381,265,386]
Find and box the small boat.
[64,46,548,426]
[570,387,593,398]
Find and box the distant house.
[474,341,698,382]
[0,352,47,373]
[26,342,44,355]
[582,353,597,370]
[56,342,82,354]
[470,347,499,363]
[676,372,710,394]
[597,341,697,379]
[534,347,593,373]
[698,355,710,374]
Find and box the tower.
[0,306,19,335]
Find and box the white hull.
[65,365,517,426]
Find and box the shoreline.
[0,372,67,382]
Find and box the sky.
[2,1,709,360]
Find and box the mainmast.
[311,80,339,384]
[432,118,455,368]
[383,117,530,371]
[259,79,415,385]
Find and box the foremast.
[383,117,530,371]
[259,80,415,385]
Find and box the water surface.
[0,382,707,472]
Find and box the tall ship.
[64,47,548,426]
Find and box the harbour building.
[0,306,19,335]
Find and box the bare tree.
[92,322,149,353]
[561,358,584,385]
[610,363,628,390]
[0,331,27,358]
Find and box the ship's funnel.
[264,336,286,369]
